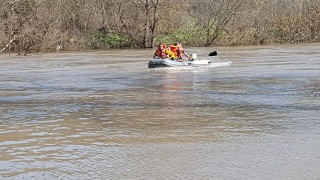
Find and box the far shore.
[1,42,320,57]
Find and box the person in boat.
[169,42,191,60]
[153,43,175,59]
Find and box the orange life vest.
[170,45,184,59]
[170,45,179,56]
[154,48,167,58]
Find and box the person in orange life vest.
[153,43,173,59]
[170,42,191,60]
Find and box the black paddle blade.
[208,51,217,56]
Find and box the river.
[0,44,319,179]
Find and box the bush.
[88,32,131,49]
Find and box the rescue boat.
[148,53,215,68]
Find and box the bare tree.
[189,0,241,47]
[2,0,320,52]
[0,0,43,54]
[127,0,184,48]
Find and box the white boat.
[148,58,212,68]
[148,53,213,68]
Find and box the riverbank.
[1,42,320,57]
[1,1,320,53]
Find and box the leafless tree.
[1,0,320,53]
[188,0,241,46]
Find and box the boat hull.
[148,58,211,68]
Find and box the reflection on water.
[1,45,320,179]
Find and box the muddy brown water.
[0,44,320,179]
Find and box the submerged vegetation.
[0,0,320,53]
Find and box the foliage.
[1,0,320,53]
[89,32,131,49]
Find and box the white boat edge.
[148,58,212,68]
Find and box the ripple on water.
[1,46,320,179]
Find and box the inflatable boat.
[148,58,212,68]
[148,53,213,68]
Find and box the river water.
[0,44,319,179]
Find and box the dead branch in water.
[0,36,16,53]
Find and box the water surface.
[0,44,320,179]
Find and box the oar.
[208,51,217,56]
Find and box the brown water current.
[0,44,320,179]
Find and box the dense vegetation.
[0,0,319,54]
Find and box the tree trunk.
[143,0,150,48]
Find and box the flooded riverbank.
[1,44,320,179]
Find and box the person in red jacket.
[154,43,174,59]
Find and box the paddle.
[208,51,217,56]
